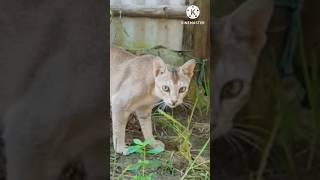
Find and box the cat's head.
[213,0,274,138]
[152,58,196,108]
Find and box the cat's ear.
[153,57,167,77]
[230,0,274,54]
[180,59,196,78]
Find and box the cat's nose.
[171,100,177,106]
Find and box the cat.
[110,47,196,154]
[212,0,274,139]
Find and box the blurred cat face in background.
[212,0,274,139]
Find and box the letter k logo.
[186,5,200,20]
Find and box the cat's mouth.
[167,103,178,108]
[165,101,179,108]
[154,100,179,109]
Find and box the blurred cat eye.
[179,87,186,93]
[162,85,170,92]
[221,79,244,99]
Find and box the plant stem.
[142,145,146,177]
[180,137,210,180]
[256,115,282,180]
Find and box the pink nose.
[171,100,177,106]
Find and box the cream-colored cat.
[111,47,195,154]
[212,0,274,138]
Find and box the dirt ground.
[110,112,210,180]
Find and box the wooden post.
[192,0,210,59]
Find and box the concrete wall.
[110,0,186,50]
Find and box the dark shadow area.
[212,0,320,179]
[0,0,108,179]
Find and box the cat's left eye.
[221,79,244,99]
[179,87,186,93]
[162,85,170,92]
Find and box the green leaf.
[133,139,143,145]
[127,145,142,154]
[147,146,164,155]
[142,160,150,166]
[138,160,150,167]
[138,160,161,169]
[146,174,153,180]
[143,139,152,146]
[127,163,141,172]
[133,175,141,180]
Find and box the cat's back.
[110,47,136,67]
[110,48,156,96]
[110,47,155,79]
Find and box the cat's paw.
[150,140,165,149]
[115,146,129,155]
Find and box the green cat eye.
[179,87,186,93]
[162,85,170,92]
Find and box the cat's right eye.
[162,85,170,92]
[221,79,244,99]
[179,87,186,93]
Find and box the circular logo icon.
[186,5,200,19]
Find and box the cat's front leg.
[112,109,130,155]
[136,108,164,149]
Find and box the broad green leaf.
[143,139,152,146]
[127,145,142,154]
[138,160,150,166]
[146,174,153,180]
[147,146,164,155]
[133,175,141,180]
[142,160,150,166]
[127,163,141,172]
[133,139,143,145]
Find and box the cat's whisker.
[158,103,164,111]
[179,104,188,115]
[182,102,201,120]
[181,102,192,110]
[154,101,165,110]
[230,128,263,151]
[233,123,270,135]
[232,128,265,145]
[179,103,189,113]
[183,101,193,108]
[160,103,167,111]
[184,99,193,104]
[228,131,246,157]
[222,135,238,153]
[224,133,246,156]
[153,101,164,107]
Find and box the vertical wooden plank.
[182,0,194,51]
[192,0,210,59]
